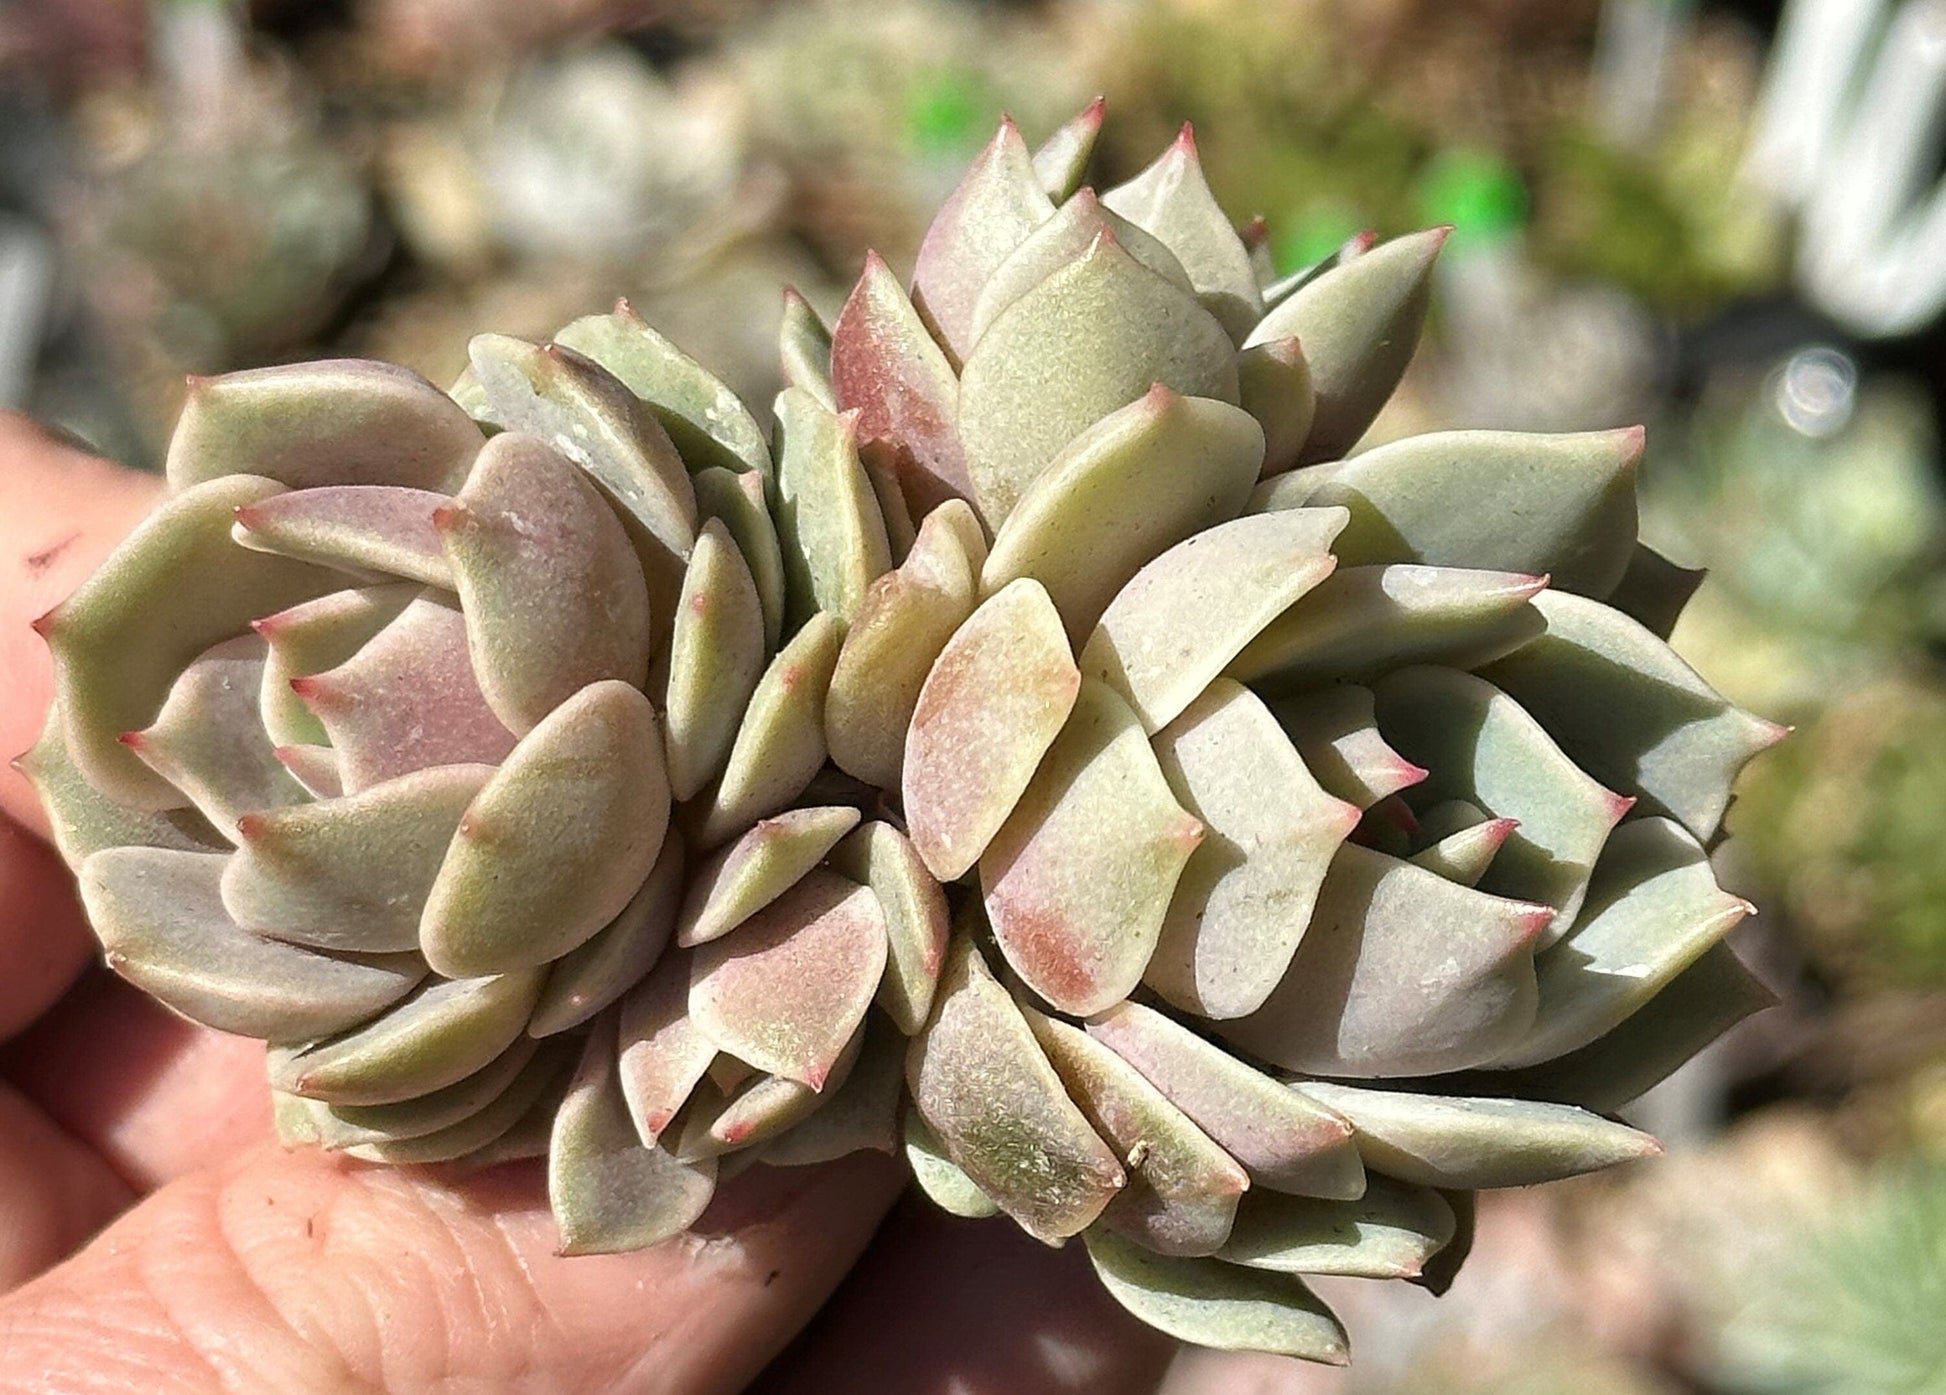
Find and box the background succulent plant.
[25,106,1782,1362]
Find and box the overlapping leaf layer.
[28,106,1781,1361]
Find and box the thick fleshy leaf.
[671,1029,864,1161]
[1220,1178,1456,1279]
[828,821,950,1034]
[295,592,516,792]
[903,579,1080,880]
[905,1111,1000,1219]
[529,826,685,1038]
[761,1012,906,1165]
[421,680,668,978]
[221,763,492,952]
[439,432,652,734]
[1231,566,1548,688]
[1409,802,1518,887]
[272,744,342,799]
[617,951,716,1143]
[1374,664,1632,941]
[1238,337,1315,477]
[689,869,887,1088]
[1102,126,1264,339]
[552,1022,717,1255]
[269,968,543,1105]
[554,300,772,476]
[778,287,836,409]
[232,486,454,587]
[1031,98,1105,200]
[982,389,1268,645]
[773,387,894,626]
[982,677,1202,1014]
[663,518,767,800]
[694,613,843,849]
[1026,1007,1249,1257]
[1149,680,1360,1019]
[17,706,221,867]
[958,231,1240,526]
[343,1037,572,1165]
[255,583,416,749]
[1244,227,1447,462]
[1496,817,1751,1068]
[1265,685,1427,810]
[1474,941,1774,1111]
[43,474,343,808]
[450,1087,558,1171]
[693,465,786,651]
[1258,229,1375,309]
[911,117,1056,366]
[677,806,862,947]
[1308,429,1644,596]
[166,359,482,493]
[906,937,1124,1242]
[825,501,980,789]
[1218,844,1546,1078]
[1083,1230,1348,1364]
[78,847,422,1040]
[465,333,695,623]
[968,189,1196,347]
[310,1037,540,1148]
[1607,543,1705,639]
[1294,1082,1660,1189]
[1080,507,1346,733]
[831,251,969,514]
[1480,590,1785,843]
[1086,1001,1363,1199]
[126,636,309,834]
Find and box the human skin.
[0,411,1174,1395]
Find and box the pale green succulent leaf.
[1479,590,1785,843]
[778,287,836,410]
[694,612,843,849]
[828,821,950,1034]
[688,869,887,1089]
[271,965,543,1105]
[1030,98,1105,200]
[1025,1007,1250,1258]
[554,300,772,476]
[904,1110,1001,1219]
[903,578,1080,881]
[617,950,716,1144]
[1083,1229,1349,1364]
[1086,1001,1363,1199]
[421,680,669,978]
[1374,664,1631,943]
[1101,127,1264,340]
[677,806,862,947]
[1238,337,1315,477]
[440,432,652,735]
[773,387,895,627]
[1245,227,1446,462]
[761,1012,906,1166]
[344,1036,573,1165]
[231,485,455,588]
[693,465,786,652]
[1219,844,1545,1077]
[314,1036,540,1148]
[1232,565,1548,689]
[982,676,1203,1016]
[959,234,1241,529]
[663,518,767,800]
[529,827,684,1038]
[166,359,483,494]
[1606,543,1705,639]
[1149,679,1360,1019]
[671,1028,863,1162]
[906,936,1124,1242]
[1296,1081,1660,1188]
[983,389,1268,646]
[79,846,423,1040]
[270,745,340,799]
[221,762,492,952]
[1408,802,1518,887]
[551,1021,717,1255]
[18,705,221,866]
[1308,429,1643,595]
[255,583,417,749]
[1265,685,1427,810]
[1220,1176,1456,1279]
[1081,505,1346,733]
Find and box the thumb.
[0,1144,901,1394]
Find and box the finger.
[2,971,272,1191]
[0,1145,902,1394]
[0,1083,133,1293]
[0,410,158,837]
[0,818,95,1039]
[754,1197,1176,1395]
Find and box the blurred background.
[4,0,1945,1389]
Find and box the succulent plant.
[23,107,1783,1363]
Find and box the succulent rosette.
[26,106,1783,1363]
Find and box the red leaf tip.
[1174,121,1198,153]
[28,605,59,638]
[115,730,146,751]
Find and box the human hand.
[0,412,1175,1395]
